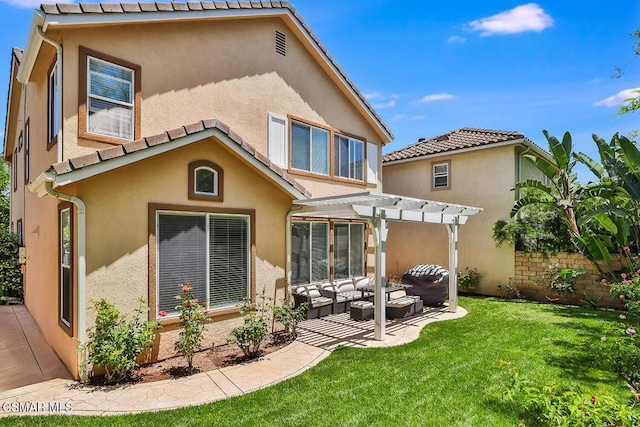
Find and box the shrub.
[497,278,523,300]
[610,272,640,313]
[228,292,270,358]
[272,300,308,339]
[500,360,640,426]
[599,319,640,391]
[545,263,585,295]
[84,298,159,383]
[458,267,481,292]
[0,231,22,299]
[173,284,209,371]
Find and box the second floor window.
[334,135,364,180]
[48,63,59,147]
[291,121,329,175]
[433,161,450,189]
[88,56,134,140]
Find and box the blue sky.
[1,0,638,181]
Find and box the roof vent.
[436,134,449,142]
[275,31,286,56]
[418,138,426,142]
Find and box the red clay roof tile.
[382,128,535,163]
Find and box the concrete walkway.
[0,306,72,392]
[0,304,466,417]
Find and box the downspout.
[44,179,87,381]
[35,26,62,163]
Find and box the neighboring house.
[382,128,550,294]
[3,1,392,378]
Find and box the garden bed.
[87,333,293,386]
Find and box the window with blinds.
[334,223,364,279]
[291,221,329,285]
[157,212,250,316]
[87,56,134,140]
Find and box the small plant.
[385,273,402,284]
[173,284,209,372]
[500,359,640,426]
[83,298,159,383]
[609,272,640,313]
[272,300,308,339]
[458,267,481,292]
[599,319,640,391]
[497,278,523,300]
[545,263,585,294]
[227,291,271,358]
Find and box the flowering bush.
[227,291,270,358]
[609,271,640,313]
[458,267,481,292]
[272,299,308,339]
[83,298,159,383]
[599,321,640,391]
[497,278,523,300]
[544,263,585,294]
[174,284,209,371]
[500,360,640,426]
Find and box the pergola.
[286,192,482,341]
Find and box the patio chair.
[293,285,333,319]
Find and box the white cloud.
[448,35,467,44]
[468,3,553,36]
[373,100,396,109]
[594,88,640,107]
[418,93,455,103]
[389,114,425,122]
[363,91,383,100]
[1,0,73,7]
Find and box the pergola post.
[373,213,389,341]
[447,217,460,312]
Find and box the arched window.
[189,160,223,202]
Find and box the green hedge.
[0,231,23,298]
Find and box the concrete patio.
[0,304,466,417]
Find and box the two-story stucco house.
[3,1,394,378]
[382,128,550,294]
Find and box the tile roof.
[50,118,311,198]
[12,48,23,64]
[37,1,393,141]
[383,127,533,163]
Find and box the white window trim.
[156,210,251,318]
[193,166,219,196]
[48,65,58,144]
[86,56,135,140]
[432,161,450,189]
[335,135,364,181]
[60,207,71,328]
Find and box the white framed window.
[48,64,59,146]
[156,212,251,317]
[290,120,330,175]
[432,161,450,189]
[194,167,218,196]
[291,221,329,285]
[333,222,364,279]
[58,202,73,336]
[87,56,135,140]
[334,135,364,180]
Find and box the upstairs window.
[24,119,30,184]
[432,161,450,189]
[12,148,17,192]
[79,47,141,145]
[291,120,329,175]
[334,135,364,180]
[48,62,59,148]
[188,160,223,202]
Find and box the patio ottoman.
[386,295,422,319]
[350,301,374,321]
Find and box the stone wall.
[513,252,624,308]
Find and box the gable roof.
[28,118,311,200]
[17,1,393,143]
[383,127,547,164]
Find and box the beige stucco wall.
[383,145,519,294]
[69,137,294,362]
[57,17,384,192]
[7,43,79,376]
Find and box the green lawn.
[3,297,636,426]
